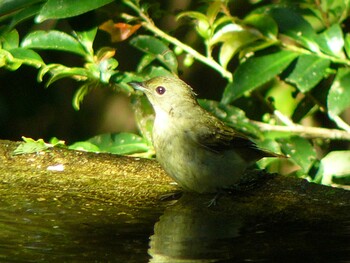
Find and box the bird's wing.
[190,113,280,159]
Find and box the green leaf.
[7,3,43,30]
[279,136,317,174]
[1,29,19,49]
[136,54,157,72]
[244,14,278,39]
[316,24,345,58]
[9,48,44,68]
[74,27,98,57]
[327,67,350,115]
[0,0,44,17]
[130,35,178,74]
[345,33,350,59]
[315,151,350,185]
[21,30,87,56]
[286,54,330,92]
[177,11,210,39]
[211,23,260,69]
[45,66,91,87]
[206,1,222,24]
[72,83,92,110]
[68,141,100,152]
[36,0,114,22]
[221,50,298,104]
[13,136,52,155]
[269,8,320,53]
[70,133,151,155]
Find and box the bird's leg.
[159,191,183,201]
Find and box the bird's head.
[128,76,197,115]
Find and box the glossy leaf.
[74,27,98,57]
[316,24,345,58]
[345,33,350,59]
[279,136,317,174]
[72,83,92,110]
[7,3,43,30]
[0,0,44,17]
[327,67,350,115]
[269,8,320,53]
[315,151,350,185]
[177,11,210,38]
[221,50,298,104]
[44,66,91,87]
[206,1,222,24]
[211,23,259,69]
[21,30,87,56]
[68,141,100,152]
[13,136,53,155]
[73,133,151,155]
[9,48,44,68]
[1,30,19,49]
[36,0,114,22]
[130,35,178,74]
[244,14,278,39]
[286,54,330,92]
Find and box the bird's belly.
[154,135,248,193]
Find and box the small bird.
[129,76,282,193]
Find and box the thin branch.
[122,0,233,81]
[252,121,350,141]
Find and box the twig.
[122,0,233,81]
[252,120,350,140]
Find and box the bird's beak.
[128,81,146,92]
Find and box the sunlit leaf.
[211,23,259,69]
[21,30,87,56]
[0,0,44,17]
[221,50,298,104]
[45,66,91,87]
[279,136,317,174]
[72,83,92,110]
[13,136,53,155]
[99,20,141,42]
[327,67,350,115]
[7,3,43,30]
[8,48,44,68]
[68,141,100,152]
[177,11,211,39]
[269,8,320,53]
[345,33,350,59]
[70,133,151,155]
[36,0,114,22]
[315,151,350,185]
[1,29,19,49]
[244,14,278,39]
[130,35,178,74]
[316,24,345,58]
[74,27,98,57]
[286,54,330,92]
[206,1,222,24]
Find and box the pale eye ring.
[156,86,166,95]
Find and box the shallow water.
[0,193,349,262]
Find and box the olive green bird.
[129,76,282,194]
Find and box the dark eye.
[156,86,166,95]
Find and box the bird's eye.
[155,86,166,95]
